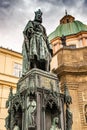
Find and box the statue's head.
[34,9,43,23]
[55,117,59,124]
[53,117,59,125]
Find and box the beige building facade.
[51,47,87,130]
[50,14,87,130]
[0,47,22,130]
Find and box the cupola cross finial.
[65,9,67,16]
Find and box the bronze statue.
[22,9,53,75]
[50,117,61,130]
[5,10,70,130]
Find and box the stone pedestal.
[6,69,65,130]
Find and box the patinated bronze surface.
[64,84,73,130]
[50,117,61,130]
[5,10,73,130]
[22,9,53,75]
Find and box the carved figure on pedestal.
[66,107,73,130]
[64,84,73,130]
[5,104,11,130]
[5,115,10,130]
[50,117,61,130]
[13,101,22,130]
[13,120,20,130]
[5,88,13,130]
[22,9,53,75]
[27,96,36,127]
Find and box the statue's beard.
[55,122,58,125]
[34,17,42,23]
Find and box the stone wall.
[51,47,87,130]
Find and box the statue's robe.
[22,20,52,74]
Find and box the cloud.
[62,0,76,6]
[37,0,62,6]
[83,0,87,6]
[81,0,87,15]
[0,0,87,52]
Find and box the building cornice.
[0,80,17,88]
[50,31,87,43]
[0,47,22,59]
[53,46,87,57]
[54,64,87,77]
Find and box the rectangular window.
[13,63,22,77]
[68,45,76,49]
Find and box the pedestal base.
[6,68,65,130]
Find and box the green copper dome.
[48,20,87,41]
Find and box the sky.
[0,0,87,52]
